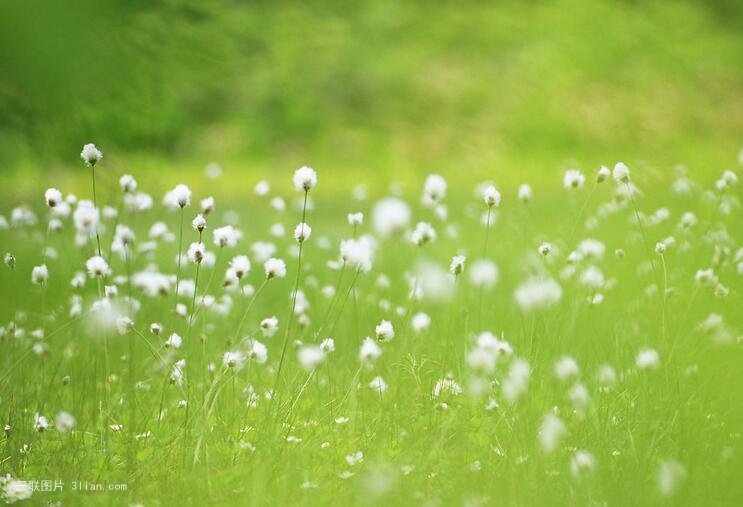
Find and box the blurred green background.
[1,0,742,192]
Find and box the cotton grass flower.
[422,174,447,205]
[569,450,596,479]
[80,143,103,166]
[613,162,630,183]
[54,411,76,433]
[293,166,318,192]
[481,184,501,207]
[293,222,312,243]
[374,320,395,342]
[518,184,533,203]
[368,376,388,394]
[538,413,567,453]
[514,277,563,311]
[264,258,287,279]
[449,255,466,276]
[563,169,586,189]
[45,188,63,208]
[213,225,241,248]
[347,212,364,226]
[86,255,111,277]
[469,259,499,289]
[658,460,686,496]
[192,214,206,232]
[596,165,611,183]
[187,242,206,264]
[31,264,48,285]
[410,222,436,246]
[0,474,32,504]
[636,348,660,370]
[359,337,382,363]
[372,197,411,237]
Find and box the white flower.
[213,225,241,248]
[119,174,137,193]
[293,166,318,191]
[563,169,586,189]
[297,345,325,371]
[293,222,312,243]
[200,196,215,214]
[375,320,395,342]
[347,212,364,226]
[514,277,563,311]
[150,323,163,335]
[165,333,182,348]
[368,376,388,394]
[31,264,49,285]
[596,165,611,183]
[230,255,251,278]
[538,413,566,453]
[359,337,382,363]
[482,184,501,207]
[596,364,617,390]
[340,236,374,272]
[254,180,270,196]
[655,242,666,254]
[411,312,431,333]
[260,316,279,337]
[44,188,63,208]
[165,184,192,208]
[223,350,246,370]
[372,197,411,237]
[86,255,111,277]
[538,242,552,256]
[613,162,630,183]
[264,258,287,279]
[518,184,533,203]
[187,242,206,264]
[410,222,436,246]
[192,214,206,232]
[422,174,447,205]
[469,259,499,289]
[345,451,364,466]
[320,338,335,353]
[80,143,103,166]
[658,460,686,496]
[55,411,76,433]
[636,348,660,370]
[0,474,32,503]
[246,339,268,363]
[570,450,596,479]
[503,359,530,403]
[449,255,466,275]
[34,413,49,432]
[432,378,462,398]
[554,356,580,382]
[116,316,133,335]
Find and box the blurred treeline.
[1,0,743,170]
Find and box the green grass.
[1,158,742,505]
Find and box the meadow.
[3,1,743,505]
[1,146,742,505]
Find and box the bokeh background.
[2,0,743,196]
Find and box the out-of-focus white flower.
[482,184,501,207]
[410,222,436,246]
[31,264,49,285]
[518,184,533,203]
[563,169,586,189]
[514,277,563,311]
[636,348,660,370]
[119,174,137,193]
[375,320,395,342]
[347,212,364,226]
[45,188,63,208]
[213,225,241,248]
[372,197,411,237]
[449,255,466,275]
[613,162,630,183]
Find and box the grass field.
[3,1,743,505]
[1,150,742,505]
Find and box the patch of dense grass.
[1,152,742,505]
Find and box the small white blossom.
[80,143,103,166]
[293,166,318,192]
